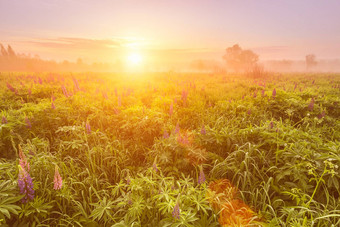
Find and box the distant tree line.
[0,43,120,72]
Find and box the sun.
[127,53,142,65]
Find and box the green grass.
[0,72,339,226]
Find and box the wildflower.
[269,121,274,129]
[118,95,122,107]
[174,123,180,134]
[318,111,326,119]
[169,103,173,116]
[85,122,91,134]
[152,158,158,172]
[163,131,169,139]
[126,176,131,185]
[272,88,276,98]
[38,77,43,84]
[25,117,31,129]
[102,91,108,99]
[1,116,7,124]
[261,90,265,97]
[73,78,80,91]
[247,109,251,115]
[308,97,315,111]
[53,165,63,190]
[19,145,30,172]
[18,165,34,203]
[172,202,180,219]
[200,125,206,135]
[61,85,68,97]
[198,167,206,184]
[51,98,56,109]
[7,83,17,94]
[294,84,297,91]
[181,89,188,104]
[253,91,257,98]
[113,107,120,115]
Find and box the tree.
[7,45,16,58]
[222,44,258,72]
[305,54,317,70]
[1,44,8,57]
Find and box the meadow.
[0,72,339,226]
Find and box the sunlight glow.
[127,53,142,66]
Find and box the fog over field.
[1,1,340,226]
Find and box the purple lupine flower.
[198,168,206,184]
[51,99,56,109]
[118,95,122,107]
[85,122,91,134]
[253,91,257,98]
[19,145,30,172]
[163,131,169,139]
[18,165,34,203]
[272,88,276,98]
[61,85,68,97]
[126,176,131,185]
[172,202,180,219]
[169,103,173,116]
[261,90,265,97]
[102,91,108,99]
[181,90,188,104]
[38,77,43,85]
[318,111,326,119]
[1,116,7,124]
[7,83,17,94]
[200,125,206,135]
[308,98,315,111]
[113,107,120,115]
[25,117,31,129]
[152,162,158,172]
[174,123,180,134]
[73,78,80,91]
[177,133,189,146]
[269,121,274,129]
[247,109,251,115]
[53,165,63,190]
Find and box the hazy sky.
[1,0,340,63]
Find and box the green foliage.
[0,72,339,226]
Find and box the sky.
[1,0,340,65]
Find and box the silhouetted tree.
[306,54,317,70]
[1,43,8,57]
[7,45,16,58]
[223,44,258,72]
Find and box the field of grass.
[0,72,339,226]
